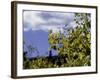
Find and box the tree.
[48,13,91,67]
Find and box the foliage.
[23,13,91,69]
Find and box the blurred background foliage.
[23,13,91,69]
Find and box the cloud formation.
[23,10,75,33]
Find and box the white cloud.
[67,21,77,29]
[23,11,75,33]
[24,11,45,28]
[24,27,30,31]
[32,24,64,33]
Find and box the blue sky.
[23,10,76,58]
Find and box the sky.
[23,10,76,58]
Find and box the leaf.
[87,33,90,39]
